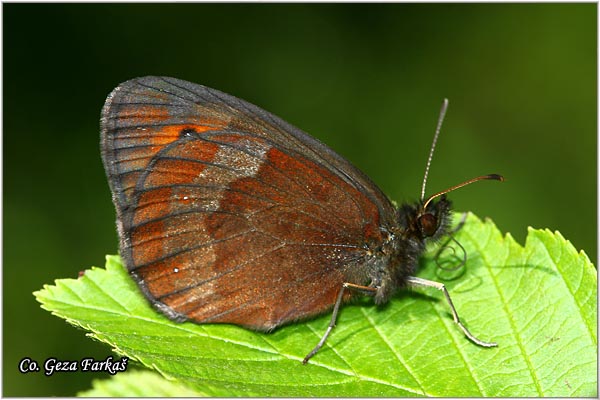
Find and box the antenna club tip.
[487,174,504,182]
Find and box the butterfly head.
[402,174,504,242]
[396,195,452,243]
[416,194,452,240]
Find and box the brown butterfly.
[101,76,502,363]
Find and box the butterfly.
[100,76,502,363]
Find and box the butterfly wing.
[101,76,395,329]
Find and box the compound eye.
[418,213,438,237]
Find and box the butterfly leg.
[406,276,497,347]
[302,282,376,364]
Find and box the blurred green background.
[3,4,596,396]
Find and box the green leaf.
[34,213,596,396]
[78,370,205,397]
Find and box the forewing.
[100,76,394,328]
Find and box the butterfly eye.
[418,213,438,237]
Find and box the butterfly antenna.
[422,174,504,210]
[421,99,449,202]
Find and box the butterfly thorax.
[366,196,452,305]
